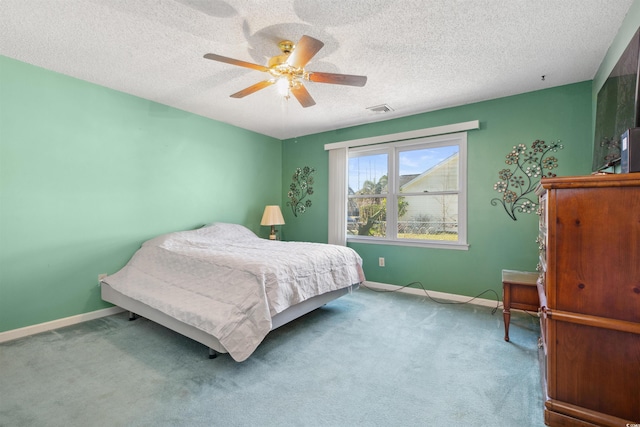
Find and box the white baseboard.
[0,283,500,344]
[361,281,500,308]
[0,306,125,343]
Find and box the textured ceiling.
[0,0,634,140]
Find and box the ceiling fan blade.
[290,84,316,108]
[287,35,324,69]
[308,72,367,87]
[204,53,269,72]
[230,80,275,98]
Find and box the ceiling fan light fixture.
[276,77,290,97]
[203,35,367,108]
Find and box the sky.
[349,145,458,191]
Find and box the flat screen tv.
[592,28,640,172]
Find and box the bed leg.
[128,311,138,321]
[208,348,218,359]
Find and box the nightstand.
[501,269,539,342]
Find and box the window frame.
[346,132,468,250]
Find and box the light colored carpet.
[0,288,544,426]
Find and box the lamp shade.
[260,205,285,226]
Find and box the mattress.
[102,222,364,361]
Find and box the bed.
[100,222,364,362]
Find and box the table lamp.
[260,205,285,240]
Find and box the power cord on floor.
[359,281,502,315]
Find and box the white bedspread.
[103,223,364,361]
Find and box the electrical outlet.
[98,273,107,283]
[378,257,385,267]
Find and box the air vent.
[366,104,394,113]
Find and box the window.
[346,133,467,249]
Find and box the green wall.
[0,56,281,332]
[282,82,593,298]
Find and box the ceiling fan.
[203,35,367,108]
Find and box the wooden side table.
[502,270,539,341]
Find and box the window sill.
[346,237,469,250]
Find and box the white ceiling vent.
[366,104,394,113]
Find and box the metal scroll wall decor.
[491,140,563,220]
[287,166,315,217]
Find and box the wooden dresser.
[536,173,640,427]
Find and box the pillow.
[201,222,258,240]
